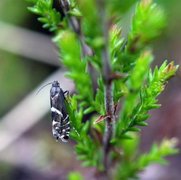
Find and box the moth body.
[50,81,70,142]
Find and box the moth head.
[52,81,59,87]
[36,80,59,95]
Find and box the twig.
[59,0,115,175]
[58,0,93,56]
[58,0,97,92]
[96,0,115,174]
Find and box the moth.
[50,81,70,142]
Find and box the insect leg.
[63,90,69,96]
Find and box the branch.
[96,0,115,173]
[59,1,92,56]
[58,0,97,92]
[59,0,115,174]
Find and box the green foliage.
[54,31,94,105]
[108,0,138,16]
[28,0,61,31]
[77,0,101,41]
[68,171,83,180]
[138,138,178,167]
[111,0,166,73]
[116,138,178,180]
[28,0,178,179]
[128,0,166,50]
[115,60,178,142]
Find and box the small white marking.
[63,115,69,121]
[60,121,70,127]
[66,127,70,131]
[65,121,70,125]
[52,120,58,126]
[51,94,59,100]
[51,107,63,117]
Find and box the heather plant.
[28,0,178,179]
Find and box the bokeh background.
[0,0,181,179]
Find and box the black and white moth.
[50,81,70,142]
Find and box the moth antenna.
[36,82,52,95]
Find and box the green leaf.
[136,121,148,126]
[129,51,153,90]
[108,0,138,15]
[77,0,101,40]
[68,172,83,180]
[128,0,166,52]
[84,107,94,114]
[137,138,179,169]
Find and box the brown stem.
[59,0,97,93]
[96,0,115,175]
[58,0,92,56]
[60,0,115,177]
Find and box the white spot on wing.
[51,107,63,117]
[52,120,58,126]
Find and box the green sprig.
[28,0,179,178]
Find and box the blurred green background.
[0,0,55,116]
[0,0,181,179]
